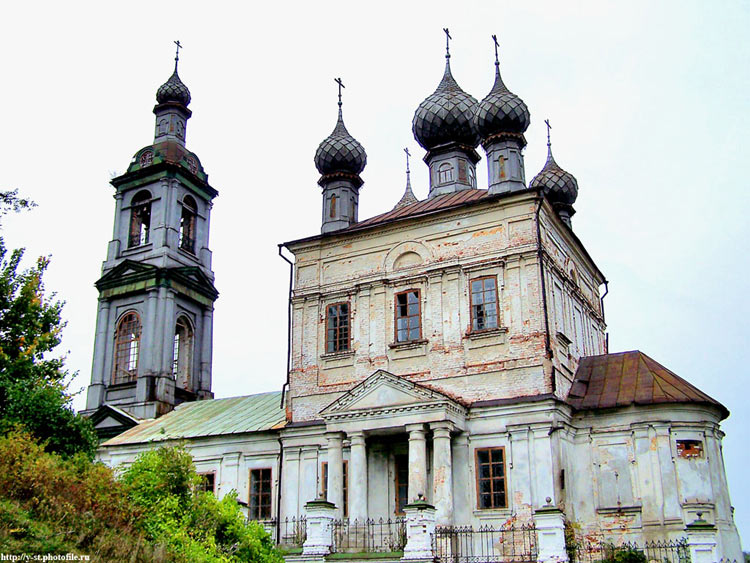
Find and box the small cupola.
[412,29,480,198]
[475,36,530,194]
[530,120,579,228]
[393,147,419,210]
[314,78,367,234]
[153,41,192,146]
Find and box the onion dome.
[412,58,480,150]
[475,63,530,139]
[314,106,367,176]
[156,69,191,107]
[530,143,578,205]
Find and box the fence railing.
[433,523,537,563]
[568,538,691,563]
[252,517,306,547]
[332,517,406,553]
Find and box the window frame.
[321,460,349,516]
[474,447,508,510]
[469,276,500,333]
[325,302,351,354]
[128,191,152,248]
[197,471,216,494]
[249,467,273,521]
[394,289,422,343]
[179,195,197,254]
[437,162,453,185]
[173,315,194,389]
[112,311,142,385]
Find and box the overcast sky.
[1,0,747,546]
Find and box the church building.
[90,38,743,561]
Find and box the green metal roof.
[102,391,285,446]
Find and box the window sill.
[389,339,428,350]
[556,331,572,347]
[596,505,642,515]
[321,349,355,360]
[473,507,512,518]
[466,326,509,340]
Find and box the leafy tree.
[0,190,97,458]
[122,445,283,563]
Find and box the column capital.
[348,431,366,447]
[325,431,345,444]
[406,423,428,437]
[429,421,454,437]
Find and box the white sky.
[1,0,747,546]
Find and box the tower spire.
[394,147,418,209]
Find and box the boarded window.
[249,468,272,520]
[476,447,507,509]
[677,440,704,459]
[326,303,350,353]
[395,290,421,342]
[470,276,499,331]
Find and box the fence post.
[302,498,337,556]
[534,498,569,563]
[401,498,436,561]
[685,513,718,563]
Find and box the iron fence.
[252,517,306,547]
[433,523,537,563]
[568,538,690,563]
[332,517,406,553]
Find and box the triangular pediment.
[96,260,157,285]
[320,370,461,417]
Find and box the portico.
[319,370,465,525]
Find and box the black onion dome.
[314,110,367,176]
[412,60,480,150]
[156,69,191,106]
[530,147,578,205]
[475,66,530,138]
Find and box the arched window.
[128,191,151,248]
[113,312,141,384]
[438,162,453,185]
[180,195,197,254]
[173,316,194,390]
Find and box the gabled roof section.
[567,351,728,419]
[101,392,285,446]
[88,404,141,441]
[320,370,466,431]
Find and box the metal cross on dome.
[544,119,552,147]
[335,77,345,108]
[443,28,452,58]
[404,147,411,174]
[492,34,500,66]
[174,40,182,70]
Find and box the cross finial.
[492,34,500,67]
[334,77,345,109]
[544,119,552,147]
[404,147,411,174]
[443,28,452,59]
[174,40,182,71]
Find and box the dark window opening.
[326,303,350,353]
[476,447,507,509]
[198,472,215,494]
[249,468,272,520]
[471,276,499,331]
[179,195,197,254]
[395,290,421,343]
[128,191,151,248]
[173,316,194,390]
[113,312,141,384]
[321,460,348,516]
[677,439,704,459]
[395,454,408,515]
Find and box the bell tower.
[84,46,218,423]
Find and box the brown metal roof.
[566,351,728,418]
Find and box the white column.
[431,421,453,526]
[406,424,428,504]
[534,503,569,563]
[326,432,345,517]
[349,432,368,522]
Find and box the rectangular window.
[321,460,348,515]
[470,276,499,331]
[395,290,421,343]
[249,468,272,520]
[677,439,704,458]
[198,472,216,494]
[395,454,409,514]
[475,447,507,509]
[326,303,350,353]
